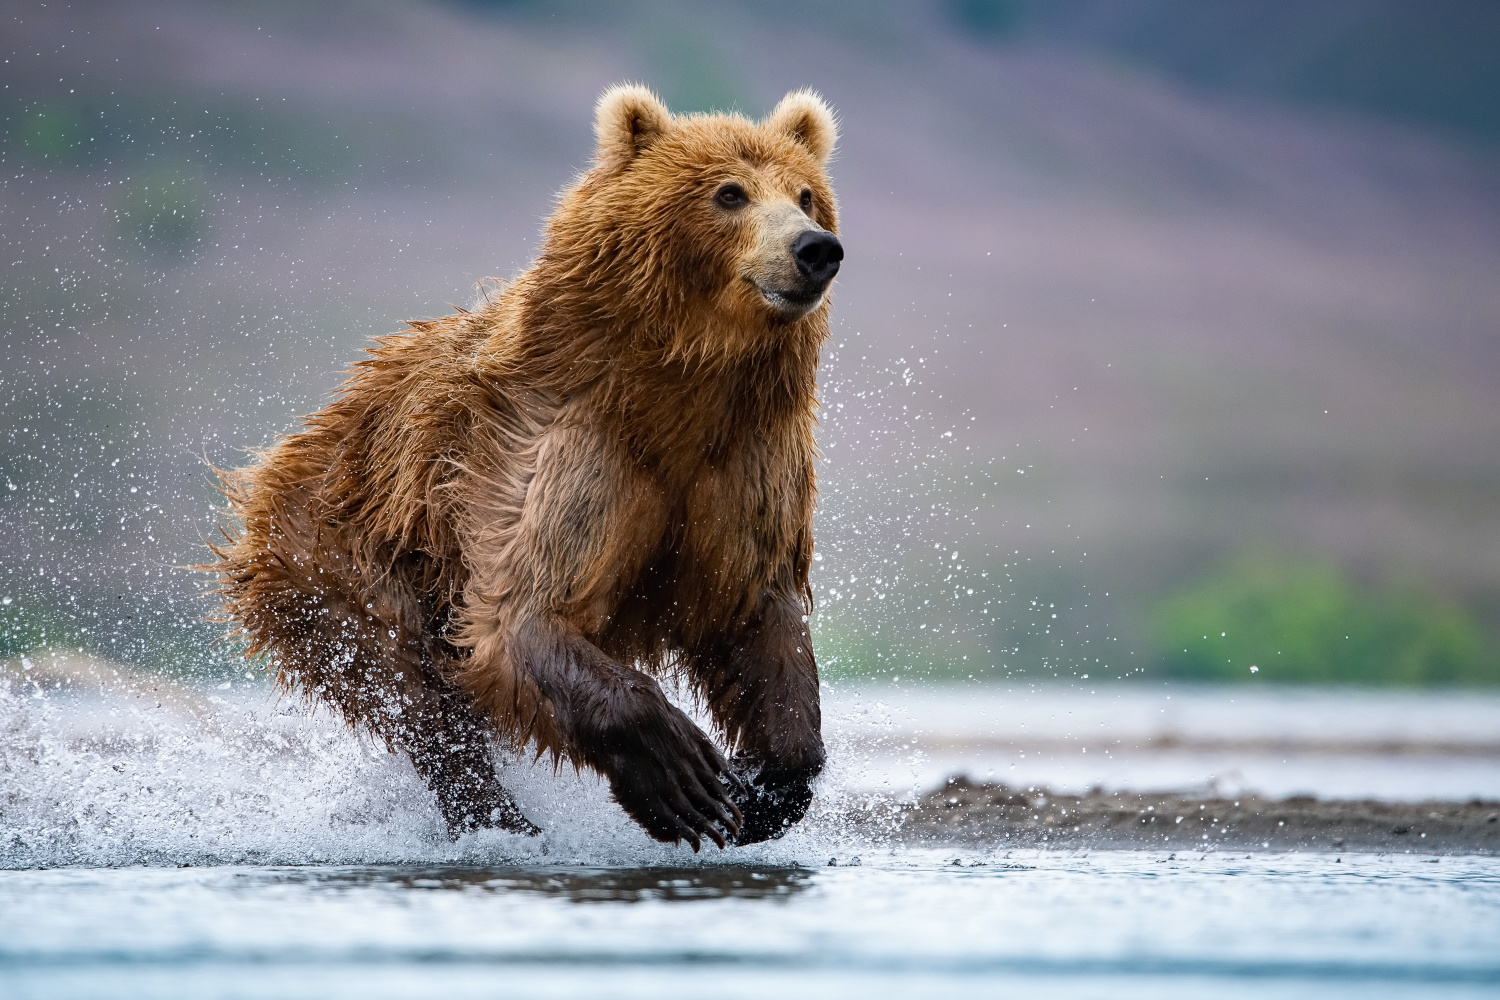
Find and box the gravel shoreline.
[887,777,1500,854]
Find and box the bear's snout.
[791,230,843,287]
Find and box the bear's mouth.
[749,280,825,318]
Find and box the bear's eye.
[799,189,813,213]
[714,184,748,209]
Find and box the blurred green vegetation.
[944,0,1025,39]
[434,1,1500,144]
[1151,553,1499,685]
[815,614,973,683]
[2,92,355,183]
[15,102,100,165]
[950,0,1500,147]
[5,550,1497,688]
[642,24,749,115]
[0,581,241,682]
[116,167,210,254]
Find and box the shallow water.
[4,657,1499,866]
[829,682,1500,802]
[3,851,1498,999]
[3,659,1498,996]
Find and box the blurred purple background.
[3,0,1498,684]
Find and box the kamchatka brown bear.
[210,85,843,849]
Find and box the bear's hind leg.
[228,554,539,839]
[398,677,539,838]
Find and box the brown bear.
[209,85,842,849]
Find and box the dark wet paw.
[483,796,543,838]
[443,787,541,841]
[598,706,744,851]
[726,757,816,845]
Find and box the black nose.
[792,230,843,284]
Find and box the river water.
[2,655,1498,997]
[826,680,1500,802]
[3,853,1498,998]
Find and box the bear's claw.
[725,756,817,845]
[596,703,744,851]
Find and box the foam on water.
[0,652,895,869]
[7,651,1498,870]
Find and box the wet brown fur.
[209,86,839,846]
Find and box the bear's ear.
[765,89,837,165]
[594,83,672,170]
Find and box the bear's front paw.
[595,706,744,851]
[726,755,819,845]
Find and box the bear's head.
[542,85,841,359]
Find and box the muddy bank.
[881,777,1500,854]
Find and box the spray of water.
[0,651,910,869]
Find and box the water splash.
[0,652,903,869]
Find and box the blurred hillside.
[2,0,1498,683]
[958,0,1500,147]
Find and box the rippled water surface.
[3,851,1498,999]
[4,662,1499,997]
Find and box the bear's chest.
[669,434,814,597]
